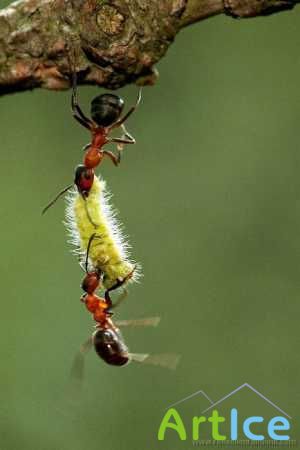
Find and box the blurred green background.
[0,3,300,449]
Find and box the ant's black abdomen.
[93,328,129,366]
[91,94,124,127]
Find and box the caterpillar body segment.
[65,174,140,290]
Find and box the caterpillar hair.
[65,174,141,290]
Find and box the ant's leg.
[104,279,127,307]
[106,139,136,164]
[103,150,119,167]
[114,124,135,163]
[82,143,91,152]
[121,124,135,143]
[67,46,93,129]
[105,266,136,306]
[107,137,136,146]
[73,114,92,130]
[107,289,128,311]
[106,124,136,161]
[110,88,142,130]
[107,120,136,146]
[104,290,113,309]
[71,70,93,130]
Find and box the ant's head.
[81,270,101,294]
[91,94,124,127]
[74,164,94,197]
[92,328,129,366]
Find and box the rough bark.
[0,0,299,95]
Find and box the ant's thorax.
[91,127,108,149]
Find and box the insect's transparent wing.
[130,353,181,370]
[115,317,161,327]
[109,288,128,310]
[70,337,93,387]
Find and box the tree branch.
[0,0,299,95]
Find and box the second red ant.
[75,235,180,369]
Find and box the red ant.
[42,73,141,215]
[81,273,133,366]
[73,235,180,369]
[71,70,141,169]
[79,233,135,365]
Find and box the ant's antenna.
[85,233,97,272]
[83,197,98,228]
[42,184,72,215]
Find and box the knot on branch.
[224,0,296,17]
[96,5,125,36]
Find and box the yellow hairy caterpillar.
[65,174,140,290]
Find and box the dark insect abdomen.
[93,328,129,366]
[91,94,124,127]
